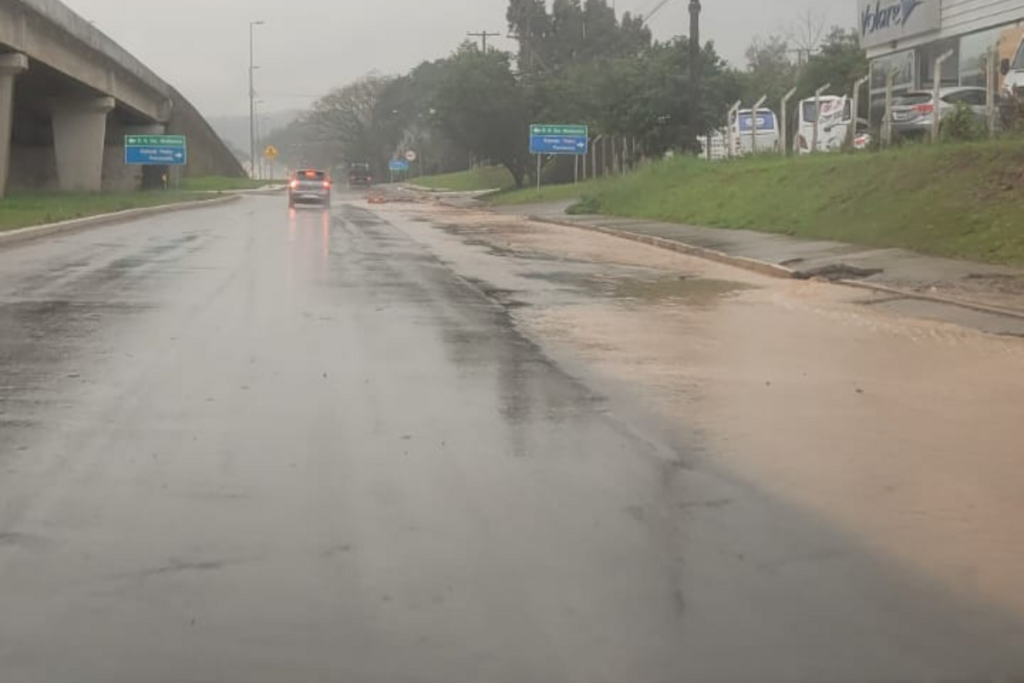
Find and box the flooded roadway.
[0,194,1021,682]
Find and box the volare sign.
[858,0,939,48]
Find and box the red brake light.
[323,180,331,188]
[914,103,934,115]
[289,179,299,189]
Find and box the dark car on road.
[288,169,331,208]
[348,162,373,188]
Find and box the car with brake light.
[289,169,331,208]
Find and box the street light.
[254,99,266,179]
[249,20,265,179]
[260,115,273,179]
[689,0,701,135]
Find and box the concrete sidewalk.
[495,199,1024,319]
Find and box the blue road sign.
[124,135,187,166]
[389,159,410,172]
[529,124,589,155]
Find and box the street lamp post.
[249,20,265,179]
[689,0,701,135]
[260,115,272,179]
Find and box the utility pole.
[689,0,702,136]
[248,20,265,179]
[467,30,500,52]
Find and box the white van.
[732,108,780,155]
[1001,35,1024,97]
[794,96,869,154]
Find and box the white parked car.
[890,87,991,139]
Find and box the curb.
[0,194,242,248]
[838,279,1024,321]
[527,215,797,279]
[218,185,287,195]
[525,214,1024,322]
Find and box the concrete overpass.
[0,0,244,198]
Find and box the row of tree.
[266,2,867,187]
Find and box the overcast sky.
[66,0,854,117]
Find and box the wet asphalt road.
[1,194,1022,682]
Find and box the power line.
[636,0,665,16]
[467,30,501,52]
[643,0,673,25]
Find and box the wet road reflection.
[0,195,1020,682]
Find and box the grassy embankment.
[0,176,278,232]
[0,191,220,232]
[486,139,1024,267]
[412,167,515,192]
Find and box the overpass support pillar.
[52,96,115,192]
[0,53,29,200]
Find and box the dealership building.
[859,0,1024,120]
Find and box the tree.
[797,28,869,102]
[432,46,532,187]
[741,35,797,106]
[507,0,551,74]
[303,76,395,174]
[634,38,739,154]
[549,0,586,66]
[507,0,651,74]
[785,9,828,66]
[375,60,466,175]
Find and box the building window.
[918,38,959,88]
[869,50,915,126]
[960,27,1003,87]
[870,49,915,92]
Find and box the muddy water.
[613,276,755,304]
[388,200,1024,627]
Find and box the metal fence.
[705,48,1011,162]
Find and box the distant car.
[852,128,872,150]
[348,162,373,188]
[289,169,331,208]
[890,87,991,139]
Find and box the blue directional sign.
[389,159,410,172]
[529,124,589,155]
[124,135,187,166]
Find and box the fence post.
[851,74,870,146]
[726,100,742,158]
[811,82,831,154]
[884,71,895,147]
[751,95,767,155]
[780,87,797,156]
[988,47,999,137]
[932,50,954,143]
